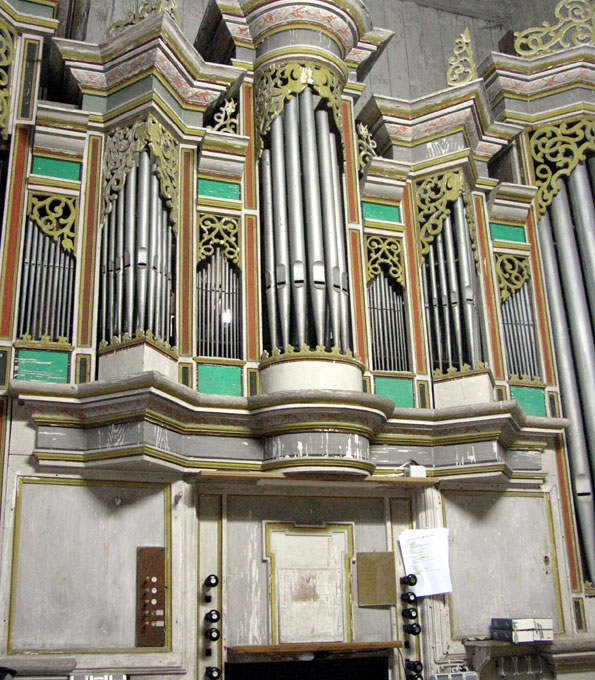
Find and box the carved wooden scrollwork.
[495,254,531,302]
[366,234,404,286]
[197,213,241,267]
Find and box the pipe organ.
[260,86,351,353]
[0,1,594,679]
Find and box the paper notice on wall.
[398,528,452,597]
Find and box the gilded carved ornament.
[254,61,344,156]
[109,0,178,36]
[28,193,78,255]
[197,213,241,267]
[102,115,179,230]
[514,0,594,58]
[207,99,239,134]
[446,28,477,87]
[357,122,377,176]
[0,18,15,140]
[495,254,531,303]
[414,170,477,264]
[530,117,595,216]
[366,235,404,286]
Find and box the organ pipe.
[99,148,175,347]
[538,210,595,581]
[18,218,75,342]
[260,87,351,352]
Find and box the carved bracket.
[102,114,179,230]
[530,117,595,216]
[514,0,594,57]
[366,234,404,286]
[197,213,240,267]
[357,122,377,177]
[207,98,239,134]
[495,254,531,302]
[446,27,477,87]
[28,193,78,255]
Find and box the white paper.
[398,528,452,597]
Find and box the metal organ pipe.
[550,181,595,476]
[443,215,463,366]
[284,95,307,347]
[124,162,137,336]
[538,211,595,581]
[299,87,326,347]
[261,149,278,349]
[136,148,150,331]
[568,162,595,328]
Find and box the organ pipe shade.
[259,89,351,352]
[18,219,75,342]
[368,271,410,372]
[537,156,595,580]
[98,148,176,346]
[196,247,242,359]
[501,281,540,380]
[422,203,484,373]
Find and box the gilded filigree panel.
[514,0,594,58]
[197,213,240,267]
[446,28,477,87]
[357,122,377,176]
[207,99,239,134]
[254,61,344,156]
[495,254,531,302]
[28,193,78,254]
[529,117,595,216]
[102,114,179,229]
[366,234,404,286]
[0,18,15,140]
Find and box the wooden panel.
[357,552,397,606]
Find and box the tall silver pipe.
[49,239,61,340]
[55,247,65,339]
[124,162,137,335]
[380,274,394,371]
[37,235,50,339]
[271,114,291,348]
[454,197,478,365]
[42,237,54,337]
[284,95,307,346]
[443,216,463,366]
[66,254,75,341]
[436,232,452,367]
[261,149,278,349]
[509,285,530,377]
[166,224,173,343]
[115,187,125,337]
[146,170,159,334]
[377,277,390,370]
[107,203,117,340]
[160,210,168,341]
[316,109,342,347]
[520,282,538,378]
[550,182,595,473]
[299,87,326,346]
[368,281,379,368]
[428,247,443,369]
[19,221,33,337]
[501,301,520,377]
[568,164,595,328]
[100,218,108,341]
[136,149,151,331]
[589,155,595,196]
[329,131,350,351]
[538,210,595,581]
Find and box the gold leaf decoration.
[254,61,344,156]
[0,19,15,140]
[514,0,594,58]
[28,193,78,254]
[197,213,241,267]
[366,235,404,286]
[529,117,595,216]
[357,122,377,176]
[415,171,464,258]
[110,0,178,36]
[495,254,531,302]
[207,99,239,134]
[446,28,477,86]
[102,114,179,230]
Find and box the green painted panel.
[490,223,526,242]
[31,156,82,182]
[18,1,56,19]
[16,350,70,383]
[375,376,414,408]
[198,364,242,397]
[198,178,241,201]
[511,386,546,418]
[362,202,401,224]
